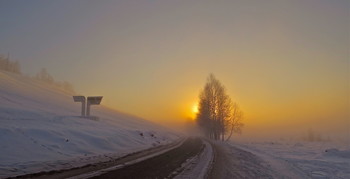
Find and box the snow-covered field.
[231,140,350,178]
[0,71,179,178]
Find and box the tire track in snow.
[173,139,214,179]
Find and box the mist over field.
[1,1,349,144]
[1,0,349,178]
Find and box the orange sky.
[1,0,349,141]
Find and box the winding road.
[13,137,281,179]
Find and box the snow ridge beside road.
[174,139,214,179]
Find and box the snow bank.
[232,141,350,178]
[324,148,350,159]
[174,140,213,179]
[0,71,179,178]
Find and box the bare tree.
[196,74,244,141]
[225,102,244,141]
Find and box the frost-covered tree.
[196,74,244,141]
[225,102,244,141]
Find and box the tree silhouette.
[0,54,21,74]
[196,74,243,141]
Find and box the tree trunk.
[225,121,234,142]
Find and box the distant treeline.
[302,128,330,142]
[35,68,75,94]
[0,54,75,94]
[0,54,21,74]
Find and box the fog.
[1,1,348,145]
[230,115,349,144]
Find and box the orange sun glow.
[192,104,199,114]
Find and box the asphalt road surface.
[91,138,203,179]
[11,138,282,179]
[12,138,203,179]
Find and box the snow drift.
[232,141,350,178]
[0,71,179,178]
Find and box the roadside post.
[73,96,103,117]
[73,96,86,117]
[86,96,103,116]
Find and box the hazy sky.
[1,0,349,140]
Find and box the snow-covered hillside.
[0,71,179,178]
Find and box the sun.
[187,102,199,120]
[192,103,199,114]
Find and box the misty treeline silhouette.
[0,54,75,94]
[196,74,244,141]
[35,68,75,94]
[303,128,330,142]
[0,54,21,74]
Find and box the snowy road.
[209,141,278,178]
[89,138,204,179]
[70,137,214,179]
[12,137,347,179]
[230,143,310,178]
[14,138,185,179]
[15,138,208,179]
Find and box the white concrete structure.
[73,96,86,117]
[73,96,102,117]
[86,96,103,116]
